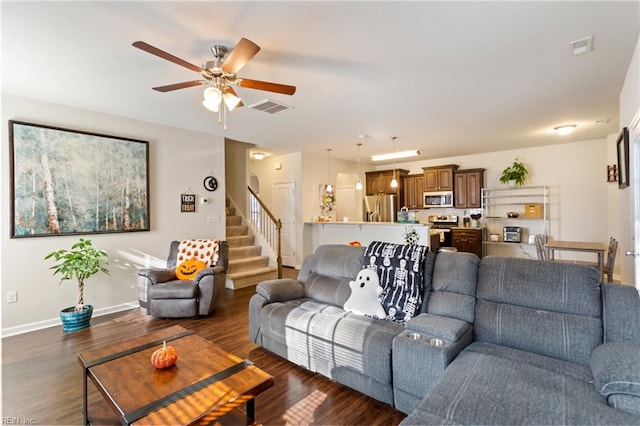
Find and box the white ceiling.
[2,1,639,164]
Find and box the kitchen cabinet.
[365,169,409,195]
[402,174,424,209]
[451,228,482,258]
[454,168,485,208]
[481,186,549,258]
[423,165,458,191]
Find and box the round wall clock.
[203,176,218,192]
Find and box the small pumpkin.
[151,341,178,369]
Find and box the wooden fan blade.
[236,78,296,95]
[133,41,202,73]
[221,38,260,74]
[152,80,208,92]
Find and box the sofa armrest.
[137,268,176,285]
[194,266,227,316]
[393,314,473,414]
[256,278,304,302]
[405,313,471,341]
[591,342,640,416]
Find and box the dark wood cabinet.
[365,169,409,195]
[451,228,482,258]
[423,165,458,191]
[402,174,424,209]
[454,168,485,208]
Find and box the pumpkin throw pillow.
[175,239,220,280]
[363,241,427,324]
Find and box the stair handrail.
[247,186,282,278]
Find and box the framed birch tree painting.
[9,120,150,238]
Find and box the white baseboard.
[1,301,140,338]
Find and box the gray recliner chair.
[137,240,229,318]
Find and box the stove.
[427,215,459,229]
[427,215,458,246]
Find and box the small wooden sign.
[180,194,196,212]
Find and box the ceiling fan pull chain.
[223,104,228,131]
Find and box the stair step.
[226,266,278,289]
[226,225,248,237]
[228,256,270,274]
[229,245,262,258]
[226,206,236,216]
[227,235,255,248]
[226,216,242,226]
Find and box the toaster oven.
[503,226,522,243]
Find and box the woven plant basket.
[60,304,93,332]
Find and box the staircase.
[225,204,278,289]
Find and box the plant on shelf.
[45,238,109,332]
[499,157,528,187]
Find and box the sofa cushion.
[403,342,640,425]
[258,298,403,385]
[364,241,428,323]
[426,252,478,323]
[475,257,603,365]
[148,280,198,299]
[304,272,352,307]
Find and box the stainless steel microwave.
[423,191,454,208]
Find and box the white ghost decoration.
[344,269,387,319]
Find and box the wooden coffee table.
[77,325,274,425]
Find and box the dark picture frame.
[616,127,630,189]
[9,120,150,238]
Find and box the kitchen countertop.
[305,221,429,226]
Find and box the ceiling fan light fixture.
[202,87,222,112]
[223,90,242,111]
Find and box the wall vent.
[570,36,593,55]
[247,99,294,115]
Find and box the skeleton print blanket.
[363,241,428,324]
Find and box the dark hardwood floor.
[2,268,407,425]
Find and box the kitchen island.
[302,221,433,258]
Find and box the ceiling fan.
[132,38,296,129]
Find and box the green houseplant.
[45,238,109,332]
[499,157,529,187]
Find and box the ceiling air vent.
[247,99,294,115]
[569,36,593,55]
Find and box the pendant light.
[390,136,398,188]
[355,143,363,191]
[326,148,333,192]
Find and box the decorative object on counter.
[507,211,520,218]
[470,213,482,228]
[45,238,109,332]
[319,184,335,218]
[403,225,420,245]
[348,241,362,246]
[499,157,528,187]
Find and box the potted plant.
[499,157,528,187]
[45,238,109,332]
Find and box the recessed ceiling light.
[252,152,266,160]
[554,124,577,135]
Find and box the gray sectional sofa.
[248,244,640,425]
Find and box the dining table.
[545,240,607,273]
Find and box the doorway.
[272,181,296,267]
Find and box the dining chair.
[534,234,547,260]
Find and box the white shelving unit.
[481,186,549,258]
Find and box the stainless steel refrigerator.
[363,194,396,222]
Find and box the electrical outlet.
[7,290,17,304]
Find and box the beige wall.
[2,94,227,333]
[225,139,254,218]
